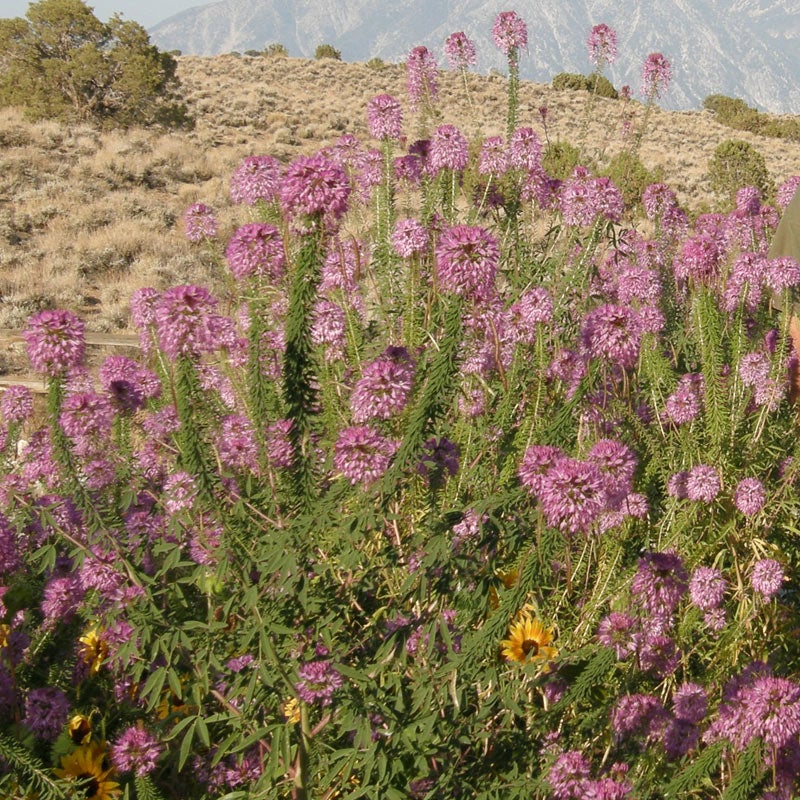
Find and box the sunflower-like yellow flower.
[67,713,92,745]
[54,741,120,799]
[78,627,109,676]
[488,567,520,611]
[500,607,558,665]
[281,696,301,724]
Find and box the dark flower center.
[522,638,539,656]
[77,773,99,798]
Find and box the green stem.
[283,231,324,511]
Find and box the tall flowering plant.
[492,10,528,137]
[2,17,800,800]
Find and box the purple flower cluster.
[24,687,70,741]
[350,346,415,423]
[1,385,33,424]
[492,10,527,55]
[750,558,784,600]
[225,222,285,282]
[706,665,800,751]
[630,550,687,620]
[23,309,85,377]
[216,414,259,473]
[391,218,428,257]
[333,426,397,485]
[478,136,508,176]
[279,153,351,227]
[640,52,672,99]
[435,224,499,299]
[367,93,403,140]
[662,373,703,426]
[689,566,727,612]
[111,725,163,777]
[428,124,469,173]
[580,303,642,369]
[154,285,233,362]
[444,31,477,70]
[559,170,624,226]
[229,155,282,205]
[547,750,632,800]
[295,659,344,706]
[182,202,218,243]
[587,23,618,68]
[406,45,438,113]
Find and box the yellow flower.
[500,608,558,665]
[0,623,9,650]
[67,714,92,745]
[489,567,520,611]
[54,741,120,799]
[282,697,301,724]
[78,627,108,676]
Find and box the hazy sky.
[1,0,208,28]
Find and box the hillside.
[1,53,800,374]
[149,0,800,113]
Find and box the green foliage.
[542,140,582,179]
[0,0,189,127]
[244,49,261,57]
[366,56,386,70]
[707,138,774,207]
[552,72,588,92]
[315,43,342,60]
[264,42,288,57]
[602,150,665,215]
[552,71,617,98]
[704,93,800,141]
[4,41,800,800]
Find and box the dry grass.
[1,53,800,375]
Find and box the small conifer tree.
[0,0,189,127]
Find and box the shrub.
[315,43,342,60]
[542,140,582,179]
[366,57,386,70]
[704,94,800,141]
[707,139,774,207]
[0,0,188,127]
[551,72,617,98]
[587,73,618,99]
[264,42,288,57]
[244,49,262,57]
[552,72,588,92]
[602,151,664,215]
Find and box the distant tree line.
[0,0,191,127]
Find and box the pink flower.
[182,203,218,242]
[641,52,672,100]
[333,426,397,485]
[444,31,477,70]
[751,558,784,600]
[435,224,499,299]
[279,154,350,226]
[110,726,163,777]
[229,155,282,205]
[367,93,403,140]
[225,222,285,282]
[587,23,618,68]
[406,46,438,112]
[23,309,85,376]
[428,124,469,172]
[492,11,528,55]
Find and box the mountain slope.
[149,0,800,113]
